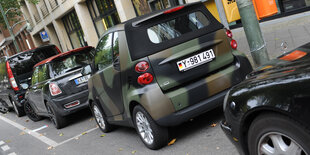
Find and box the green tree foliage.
[0,0,38,28]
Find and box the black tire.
[46,102,67,129]
[11,99,25,117]
[133,105,168,150]
[24,101,43,122]
[90,102,113,133]
[248,113,310,155]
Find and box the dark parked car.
[221,44,310,155]
[0,45,61,117]
[24,46,94,129]
[88,2,253,150]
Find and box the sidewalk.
[232,11,310,65]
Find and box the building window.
[86,0,121,37]
[132,0,185,16]
[62,10,86,49]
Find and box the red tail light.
[49,83,62,96]
[231,40,238,49]
[64,100,80,109]
[137,73,153,85]
[164,6,184,14]
[6,61,19,91]
[135,61,149,73]
[226,30,233,38]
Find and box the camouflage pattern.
[88,23,253,127]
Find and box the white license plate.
[177,49,215,72]
[74,75,90,85]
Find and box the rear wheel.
[133,105,168,150]
[46,102,66,129]
[90,102,113,133]
[24,101,42,122]
[248,113,310,155]
[11,99,25,117]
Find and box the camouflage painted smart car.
[88,2,253,149]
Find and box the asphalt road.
[0,107,238,155]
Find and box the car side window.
[38,64,50,82]
[95,33,113,70]
[112,32,119,61]
[31,67,39,86]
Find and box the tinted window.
[9,46,59,79]
[95,33,113,70]
[31,67,39,85]
[38,64,50,82]
[51,50,93,77]
[147,11,210,43]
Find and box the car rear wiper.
[64,66,83,73]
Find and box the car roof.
[8,44,57,60]
[33,46,94,68]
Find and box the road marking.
[54,127,98,147]
[8,153,17,155]
[1,145,10,151]
[31,125,48,132]
[0,115,58,147]
[0,115,99,148]
[0,141,4,146]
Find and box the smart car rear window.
[147,11,210,44]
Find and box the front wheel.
[24,101,42,122]
[46,102,67,129]
[133,105,168,150]
[90,102,113,133]
[248,113,310,155]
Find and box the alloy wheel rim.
[258,132,307,155]
[12,101,19,115]
[93,105,105,130]
[25,103,38,119]
[135,111,154,145]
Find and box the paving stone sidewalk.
[232,11,310,66]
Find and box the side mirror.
[20,83,29,90]
[81,65,92,76]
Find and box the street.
[0,107,237,155]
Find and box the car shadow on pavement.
[65,109,93,127]
[169,106,224,141]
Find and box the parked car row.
[0,2,254,150]
[4,2,308,154]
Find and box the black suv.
[24,46,94,129]
[88,2,252,149]
[0,45,61,116]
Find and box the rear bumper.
[50,89,89,116]
[156,89,228,126]
[156,53,252,126]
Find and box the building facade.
[0,14,35,56]
[19,0,310,52]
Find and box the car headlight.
[223,90,231,111]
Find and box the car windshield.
[51,51,93,77]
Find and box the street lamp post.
[0,3,20,52]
